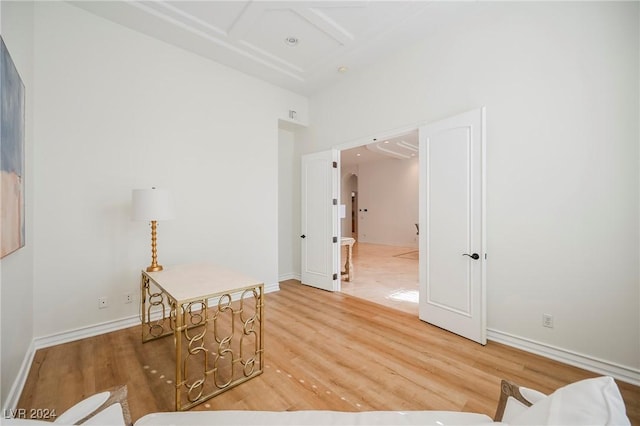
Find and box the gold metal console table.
[140,263,264,411]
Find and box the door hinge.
[332,161,337,168]
[333,273,338,280]
[333,236,338,243]
[333,198,337,205]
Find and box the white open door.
[301,149,340,291]
[419,108,487,344]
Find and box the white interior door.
[301,149,340,291]
[419,108,486,344]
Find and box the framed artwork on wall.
[1,36,26,259]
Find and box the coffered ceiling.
[71,1,468,96]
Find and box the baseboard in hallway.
[393,250,419,260]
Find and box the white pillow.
[501,387,547,422]
[509,376,630,426]
[520,387,547,404]
[82,403,127,426]
[53,392,110,424]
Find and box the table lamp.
[132,187,173,272]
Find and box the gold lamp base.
[146,220,164,273]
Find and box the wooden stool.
[340,237,355,281]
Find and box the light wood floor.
[18,280,640,424]
[340,242,418,315]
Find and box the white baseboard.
[35,282,281,351]
[278,272,301,281]
[488,328,640,386]
[35,315,142,350]
[265,281,281,293]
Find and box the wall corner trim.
[3,340,36,412]
[278,272,301,282]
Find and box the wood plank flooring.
[18,280,640,424]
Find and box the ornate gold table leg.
[174,300,182,411]
[140,273,173,342]
[141,274,148,342]
[176,300,211,411]
[174,286,263,411]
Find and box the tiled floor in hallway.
[340,242,419,315]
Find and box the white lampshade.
[132,188,173,221]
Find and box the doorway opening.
[338,129,419,315]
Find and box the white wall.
[309,2,640,371]
[31,2,307,338]
[278,122,307,280]
[1,1,35,408]
[357,157,418,247]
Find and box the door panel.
[419,108,486,344]
[301,150,339,291]
[428,127,471,314]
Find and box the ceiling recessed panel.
[241,8,342,71]
[164,1,250,35]
[366,130,419,160]
[313,2,417,41]
[70,1,469,95]
[342,130,419,167]
[341,146,389,168]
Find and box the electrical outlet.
[125,293,133,304]
[542,313,554,328]
[98,297,108,309]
